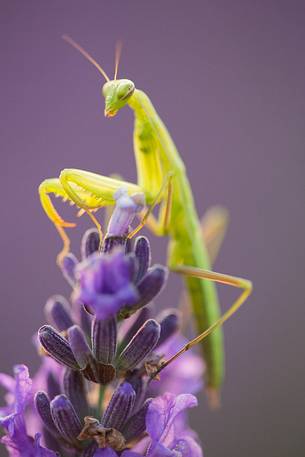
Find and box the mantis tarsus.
[39,36,252,399]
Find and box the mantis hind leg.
[159,264,252,405]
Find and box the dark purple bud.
[120,307,151,349]
[118,319,161,371]
[124,266,168,315]
[134,236,151,282]
[46,371,61,399]
[63,369,89,420]
[45,295,73,332]
[38,325,79,370]
[50,394,82,445]
[157,309,181,347]
[35,391,59,437]
[92,317,117,364]
[102,382,136,431]
[68,325,92,369]
[61,253,78,286]
[122,398,152,441]
[81,228,100,259]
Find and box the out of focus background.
[1,1,304,456]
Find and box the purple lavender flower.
[73,249,140,320]
[146,392,203,457]
[0,365,56,456]
[72,246,167,321]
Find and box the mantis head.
[62,35,135,118]
[102,79,135,117]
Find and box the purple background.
[1,1,305,456]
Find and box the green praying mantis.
[39,36,252,400]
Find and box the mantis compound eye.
[117,80,135,100]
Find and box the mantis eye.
[117,82,135,100]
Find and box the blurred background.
[0,1,304,456]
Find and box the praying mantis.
[39,36,252,399]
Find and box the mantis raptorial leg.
[39,171,142,263]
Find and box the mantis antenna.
[62,34,110,82]
[114,40,123,80]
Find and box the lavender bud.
[92,317,117,364]
[130,265,168,313]
[81,228,100,259]
[35,391,59,437]
[122,398,152,441]
[157,309,181,347]
[118,319,161,371]
[63,369,89,420]
[102,382,136,431]
[38,325,79,370]
[120,307,151,349]
[68,325,92,369]
[50,394,82,445]
[134,236,151,282]
[61,253,78,285]
[45,295,73,332]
